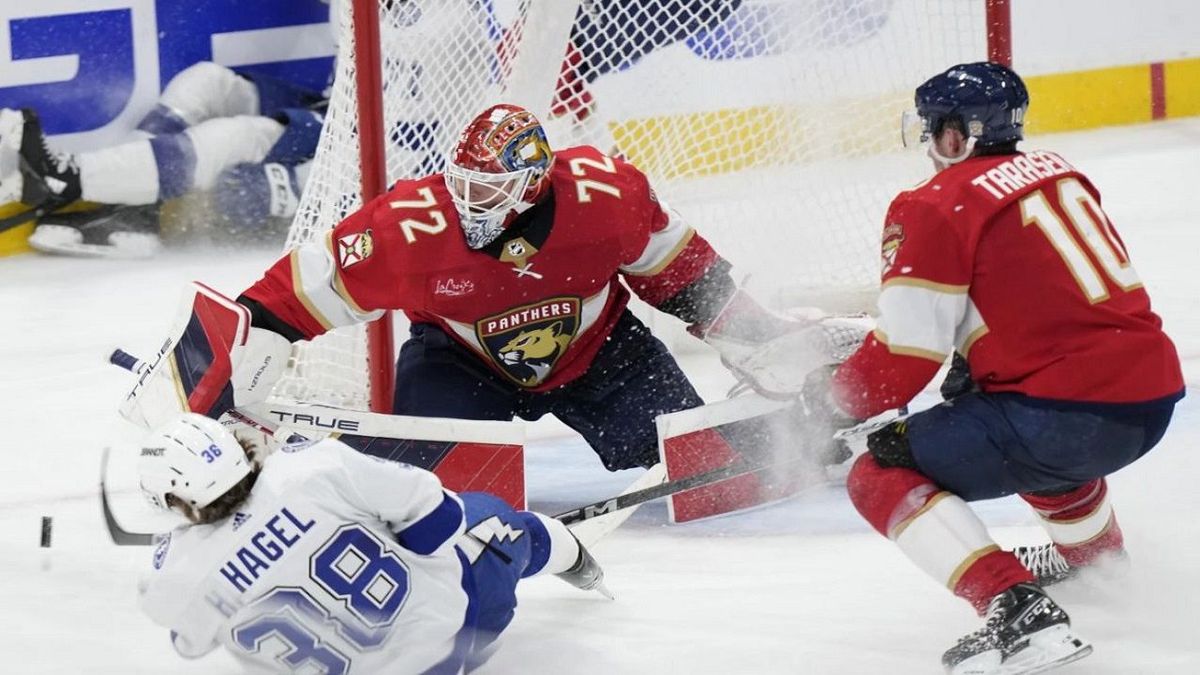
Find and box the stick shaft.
[553,453,798,525]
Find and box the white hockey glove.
[119,282,292,429]
[695,290,872,399]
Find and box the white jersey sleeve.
[138,439,473,674]
[332,445,466,556]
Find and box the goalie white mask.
[445,104,554,249]
[138,413,252,513]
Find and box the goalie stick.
[109,348,519,444]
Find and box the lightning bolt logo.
[462,517,525,564]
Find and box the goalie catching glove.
[119,282,291,429]
[692,289,871,399]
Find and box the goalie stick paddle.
[99,447,156,546]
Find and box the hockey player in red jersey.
[798,63,1184,674]
[122,103,855,522]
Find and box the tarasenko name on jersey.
[218,507,316,593]
[968,150,1077,200]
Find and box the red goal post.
[272,0,1014,412]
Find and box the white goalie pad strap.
[1037,492,1115,546]
[893,492,999,590]
[875,279,967,362]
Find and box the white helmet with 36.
[138,413,252,513]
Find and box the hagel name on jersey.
[219,507,316,593]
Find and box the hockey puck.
[40,516,52,548]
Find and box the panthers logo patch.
[881,222,905,274]
[476,298,580,387]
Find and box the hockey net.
[271,0,994,412]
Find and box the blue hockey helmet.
[913,62,1029,147]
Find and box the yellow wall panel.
[1165,57,1200,118]
[0,204,35,257]
[1024,64,1152,134]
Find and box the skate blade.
[1003,624,1092,675]
[593,581,615,601]
[29,224,161,259]
[951,625,1092,675]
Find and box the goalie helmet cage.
[270,0,1013,412]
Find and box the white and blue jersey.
[139,439,475,674]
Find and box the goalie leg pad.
[661,427,766,523]
[658,396,827,523]
[342,434,526,510]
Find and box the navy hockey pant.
[905,392,1177,500]
[392,310,705,471]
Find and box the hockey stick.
[99,447,156,546]
[0,197,71,234]
[109,348,521,444]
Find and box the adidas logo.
[231,512,252,531]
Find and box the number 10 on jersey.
[1020,177,1142,304]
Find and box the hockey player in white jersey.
[0,61,325,258]
[136,413,607,673]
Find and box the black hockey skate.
[942,583,1091,675]
[15,108,80,208]
[1013,544,1130,588]
[28,203,161,258]
[556,538,613,599]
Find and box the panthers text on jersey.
[240,145,725,390]
[833,150,1184,419]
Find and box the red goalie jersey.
[240,146,723,391]
[834,150,1184,419]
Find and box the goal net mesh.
[271,0,987,411]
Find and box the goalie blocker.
[118,282,291,430]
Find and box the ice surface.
[2,120,1198,673]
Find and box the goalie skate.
[29,204,161,258]
[943,583,1092,675]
